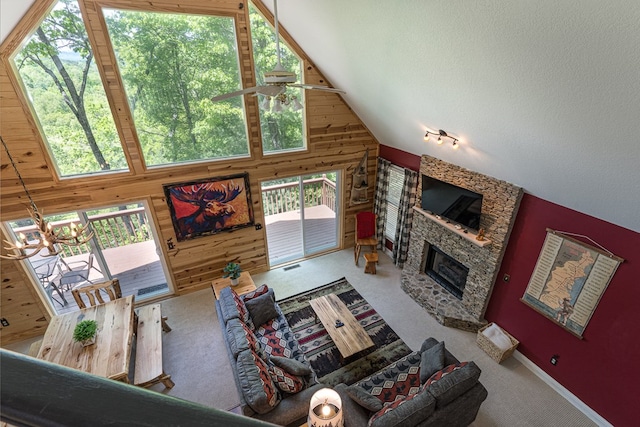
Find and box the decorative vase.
[230,277,239,286]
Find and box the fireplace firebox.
[424,246,469,300]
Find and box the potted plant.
[73,320,98,347]
[222,262,242,286]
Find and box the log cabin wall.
[0,0,378,345]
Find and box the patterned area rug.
[278,277,412,386]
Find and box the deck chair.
[354,211,378,266]
[58,253,101,291]
[72,278,122,309]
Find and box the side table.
[211,271,256,300]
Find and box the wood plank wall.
[0,0,378,345]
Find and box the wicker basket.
[477,323,519,363]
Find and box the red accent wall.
[381,145,640,426]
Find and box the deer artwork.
[170,181,243,238]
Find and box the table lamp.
[308,387,343,427]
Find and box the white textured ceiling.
[3,0,640,232]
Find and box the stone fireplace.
[401,155,523,331]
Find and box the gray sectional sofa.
[214,284,324,426]
[334,337,488,427]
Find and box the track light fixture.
[424,129,460,150]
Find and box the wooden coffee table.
[309,294,374,360]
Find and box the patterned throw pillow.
[231,288,250,325]
[242,284,270,301]
[423,362,468,387]
[367,386,435,427]
[424,361,480,408]
[267,363,305,394]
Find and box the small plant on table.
[222,262,242,286]
[73,320,98,347]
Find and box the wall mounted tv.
[421,176,483,231]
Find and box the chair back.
[355,211,377,241]
[72,279,122,309]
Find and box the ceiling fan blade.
[290,84,346,94]
[211,87,262,102]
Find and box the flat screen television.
[421,175,483,231]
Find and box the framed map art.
[520,229,624,338]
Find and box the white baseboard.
[513,350,612,427]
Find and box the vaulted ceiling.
[2,0,639,232]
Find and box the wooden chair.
[72,279,122,309]
[354,211,378,266]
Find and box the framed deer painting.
[163,173,254,241]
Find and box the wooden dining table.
[36,295,136,382]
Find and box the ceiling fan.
[210,0,345,107]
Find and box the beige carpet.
[5,248,599,425]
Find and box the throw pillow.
[345,385,383,412]
[367,387,435,427]
[269,355,312,376]
[242,284,270,301]
[424,361,480,408]
[267,364,305,394]
[230,288,250,325]
[245,290,279,328]
[419,341,445,384]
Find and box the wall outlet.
[550,355,559,365]
[0,318,9,327]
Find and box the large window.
[13,0,127,177]
[249,3,305,154]
[104,9,250,166]
[11,0,307,173]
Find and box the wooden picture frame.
[163,173,254,241]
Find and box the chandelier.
[1,136,94,260]
[260,92,303,112]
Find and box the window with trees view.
[104,9,250,166]
[12,0,305,176]
[249,4,305,154]
[13,0,127,177]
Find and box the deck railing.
[11,178,336,258]
[261,176,336,216]
[12,207,153,258]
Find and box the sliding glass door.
[5,200,172,314]
[262,172,340,267]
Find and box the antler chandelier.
[1,135,93,260]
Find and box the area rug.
[278,277,412,386]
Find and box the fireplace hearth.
[400,155,523,332]
[425,246,468,300]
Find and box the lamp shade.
[308,388,343,427]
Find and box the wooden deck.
[265,205,338,265]
[46,240,168,315]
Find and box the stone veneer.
[401,155,523,331]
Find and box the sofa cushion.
[420,341,445,383]
[367,386,435,427]
[245,289,279,328]
[269,355,312,376]
[236,349,281,414]
[345,385,383,412]
[268,364,305,394]
[218,287,241,323]
[425,361,481,408]
[226,318,267,360]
